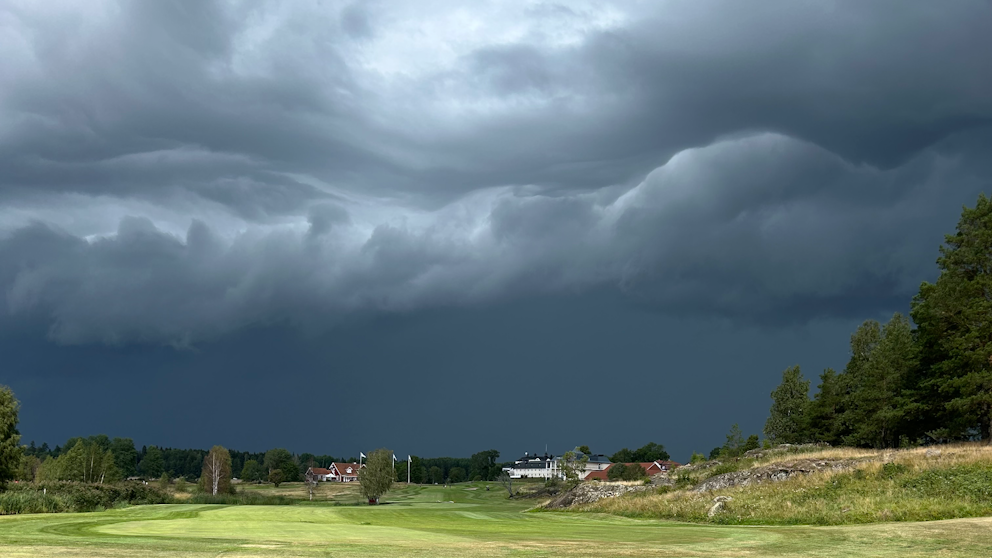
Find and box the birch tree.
[200,445,232,496]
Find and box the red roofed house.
[331,462,362,482]
[304,463,364,482]
[307,467,335,482]
[585,460,681,481]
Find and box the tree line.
[17,435,361,484]
[765,194,992,448]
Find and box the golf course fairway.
[1,483,991,557]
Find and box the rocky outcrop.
[692,458,861,492]
[543,482,649,509]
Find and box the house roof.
[309,467,333,476]
[575,452,611,464]
[585,461,682,481]
[332,462,362,477]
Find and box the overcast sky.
[2,0,990,462]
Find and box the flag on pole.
[392,454,397,462]
[408,455,412,463]
[360,452,367,459]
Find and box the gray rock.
[543,482,649,509]
[693,458,863,493]
[708,496,733,517]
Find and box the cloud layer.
[2,0,992,345]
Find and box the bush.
[0,481,171,514]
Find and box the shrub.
[0,481,170,514]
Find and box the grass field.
[2,482,992,557]
[585,443,992,525]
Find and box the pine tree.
[841,315,914,448]
[912,194,992,443]
[805,368,844,444]
[764,366,810,443]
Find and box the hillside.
[571,443,992,525]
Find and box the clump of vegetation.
[187,491,293,505]
[0,481,171,515]
[608,463,648,481]
[581,444,992,525]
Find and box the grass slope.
[584,443,992,525]
[1,481,992,557]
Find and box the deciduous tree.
[632,442,670,462]
[0,386,21,489]
[358,449,394,504]
[241,459,263,483]
[200,445,232,496]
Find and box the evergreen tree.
[139,446,165,478]
[840,315,914,448]
[805,368,844,444]
[110,438,138,478]
[764,366,810,443]
[0,385,22,488]
[912,194,992,442]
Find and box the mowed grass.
[1,482,991,557]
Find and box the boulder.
[707,496,733,517]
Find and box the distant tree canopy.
[764,194,992,447]
[139,446,165,478]
[448,466,466,483]
[241,459,263,483]
[0,385,21,488]
[607,462,648,481]
[263,449,299,483]
[609,443,670,464]
[468,450,500,481]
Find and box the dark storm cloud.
[1,0,992,346]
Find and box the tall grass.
[583,443,992,525]
[0,481,171,515]
[187,492,294,505]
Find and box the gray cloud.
[2,130,987,345]
[1,0,991,346]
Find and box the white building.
[502,452,560,479]
[502,451,613,480]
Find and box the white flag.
[408,455,412,463]
[360,452,367,459]
[392,454,397,462]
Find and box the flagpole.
[407,455,411,485]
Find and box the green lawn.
[1,482,991,557]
